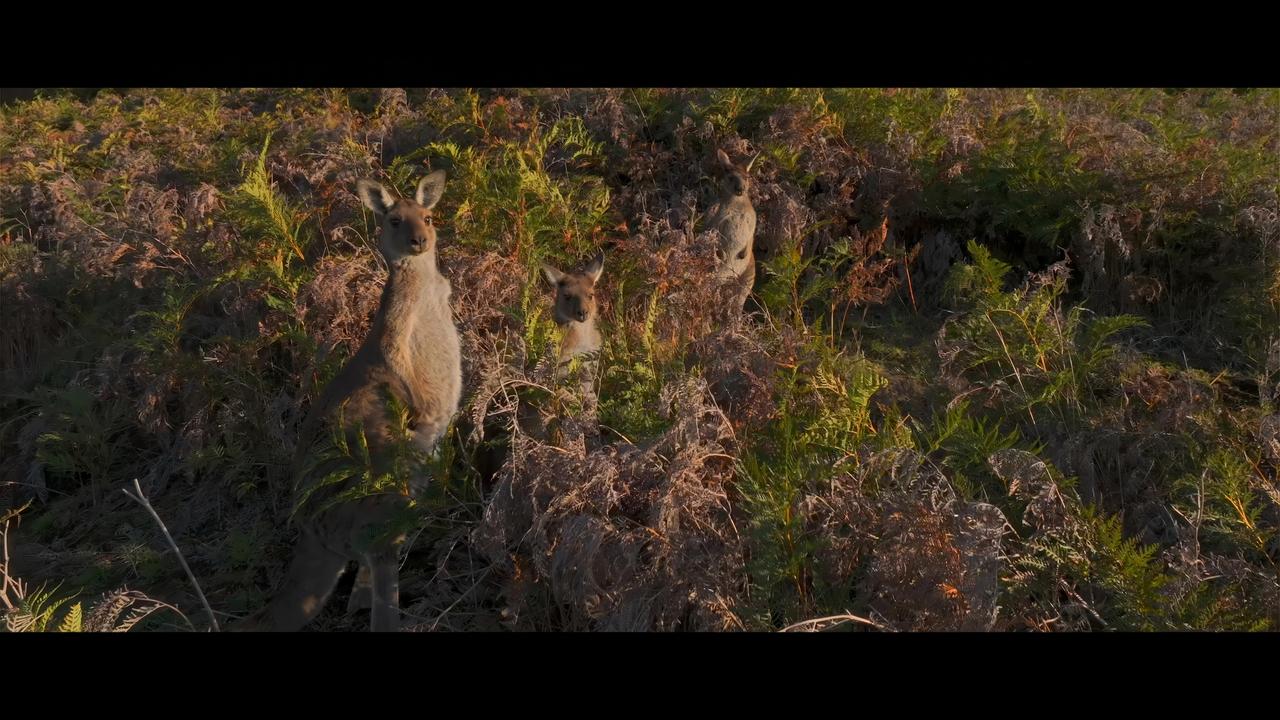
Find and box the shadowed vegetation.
[1,88,1276,631]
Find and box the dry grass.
[1,88,1276,631]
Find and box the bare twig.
[1,481,74,498]
[1,517,19,612]
[1059,581,1109,629]
[428,566,492,632]
[1,501,35,613]
[780,613,893,633]
[121,478,219,632]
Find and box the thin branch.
[1,516,17,612]
[428,567,492,632]
[1059,580,1109,630]
[122,478,219,632]
[1,501,35,613]
[780,613,893,633]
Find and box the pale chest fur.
[709,196,756,280]
[559,320,602,365]
[379,264,462,452]
[555,319,602,400]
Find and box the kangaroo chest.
[559,320,601,363]
[381,273,462,451]
[711,199,756,278]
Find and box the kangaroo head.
[716,148,757,199]
[542,253,604,325]
[357,171,446,261]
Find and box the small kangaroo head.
[716,149,757,199]
[357,171,447,261]
[542,253,604,325]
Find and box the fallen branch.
[780,613,893,633]
[122,478,219,632]
[1,501,35,613]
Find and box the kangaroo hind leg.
[367,554,401,632]
[347,563,373,612]
[234,532,348,632]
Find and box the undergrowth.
[2,88,1276,632]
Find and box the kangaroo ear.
[716,149,735,170]
[415,170,447,210]
[542,263,565,286]
[357,179,396,216]
[584,252,604,284]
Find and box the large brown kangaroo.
[234,172,462,632]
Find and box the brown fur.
[706,149,758,314]
[542,252,604,377]
[233,172,462,631]
[514,254,605,448]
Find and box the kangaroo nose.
[410,236,426,251]
[576,310,587,321]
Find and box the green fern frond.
[57,602,83,633]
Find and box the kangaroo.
[509,253,604,449]
[706,149,758,314]
[234,172,462,632]
[541,252,604,383]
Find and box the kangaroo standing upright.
[541,252,605,384]
[235,172,462,632]
[706,149,758,315]
[515,253,604,447]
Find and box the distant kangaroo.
[517,253,604,448]
[706,149,758,314]
[234,172,462,632]
[541,252,605,384]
